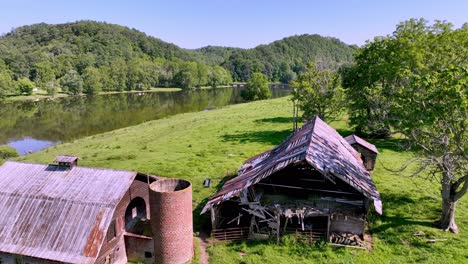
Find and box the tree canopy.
[291,62,344,122]
[242,72,271,101]
[0,21,356,97]
[342,19,467,233]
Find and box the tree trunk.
[436,174,459,233]
[436,198,458,234]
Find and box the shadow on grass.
[369,193,434,244]
[222,130,291,145]
[255,117,293,124]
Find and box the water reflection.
[0,87,290,155]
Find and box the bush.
[0,145,19,159]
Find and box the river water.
[0,87,290,155]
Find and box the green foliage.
[33,62,55,89]
[291,62,344,121]
[83,67,103,95]
[221,34,356,82]
[0,145,19,159]
[342,19,468,232]
[17,77,35,95]
[60,70,83,94]
[208,66,232,88]
[0,21,356,96]
[0,59,15,97]
[242,72,271,101]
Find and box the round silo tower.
[149,179,193,264]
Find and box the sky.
[0,0,467,49]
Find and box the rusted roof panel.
[53,155,79,163]
[0,161,137,263]
[202,117,382,214]
[344,134,379,154]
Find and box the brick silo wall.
[149,179,193,264]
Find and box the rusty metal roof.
[202,117,382,214]
[0,161,138,263]
[344,134,379,154]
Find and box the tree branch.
[453,175,468,201]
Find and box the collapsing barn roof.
[202,117,382,214]
[0,161,138,264]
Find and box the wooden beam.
[256,183,361,196]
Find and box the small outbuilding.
[344,134,379,171]
[202,117,382,246]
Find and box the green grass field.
[18,97,467,263]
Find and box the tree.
[17,77,35,95]
[0,60,15,98]
[340,37,394,138]
[82,67,103,95]
[208,66,232,88]
[242,72,270,101]
[345,19,467,233]
[34,62,56,89]
[291,62,344,121]
[195,63,208,88]
[60,70,83,94]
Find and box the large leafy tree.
[345,19,467,233]
[17,77,35,95]
[60,70,83,95]
[291,62,344,122]
[242,72,271,101]
[83,67,103,95]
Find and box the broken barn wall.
[96,176,153,264]
[124,235,154,264]
[330,214,365,235]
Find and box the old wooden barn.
[0,156,193,264]
[202,117,382,246]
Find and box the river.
[0,87,290,155]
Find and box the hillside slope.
[0,21,355,87]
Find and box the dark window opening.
[106,220,117,241]
[125,197,151,235]
[145,252,153,258]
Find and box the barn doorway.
[125,197,148,235]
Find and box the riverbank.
[16,97,467,263]
[2,86,232,102]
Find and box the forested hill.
[195,35,357,82]
[0,20,356,96]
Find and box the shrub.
[0,145,19,159]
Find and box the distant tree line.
[0,21,355,97]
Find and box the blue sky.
[1,0,467,49]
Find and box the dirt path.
[196,232,210,264]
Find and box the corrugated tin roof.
[202,117,382,214]
[0,161,138,263]
[53,155,79,163]
[344,134,379,154]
